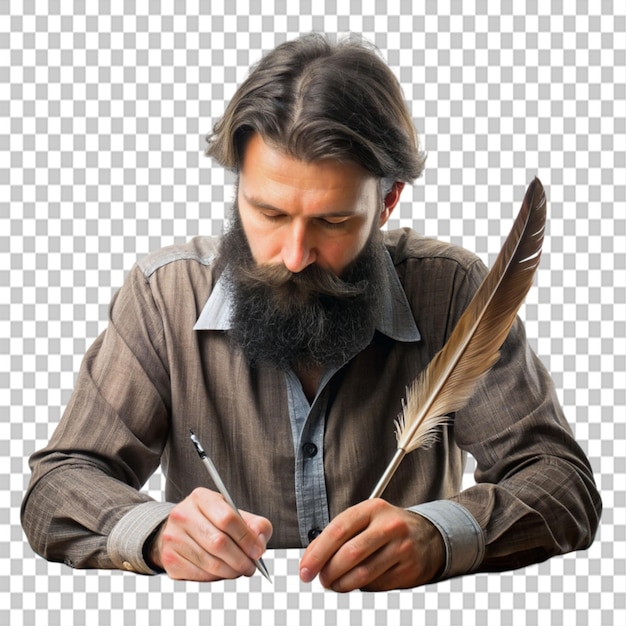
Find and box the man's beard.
[219,204,387,372]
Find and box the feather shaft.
[370,448,405,500]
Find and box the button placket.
[284,369,332,546]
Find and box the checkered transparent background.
[1,1,624,625]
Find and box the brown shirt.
[21,229,601,578]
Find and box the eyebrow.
[242,193,359,219]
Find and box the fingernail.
[300,567,314,583]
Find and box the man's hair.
[205,33,426,184]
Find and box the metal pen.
[189,430,272,583]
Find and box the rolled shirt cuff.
[107,501,176,574]
[409,500,485,580]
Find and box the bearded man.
[22,34,600,592]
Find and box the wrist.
[422,515,447,582]
[143,522,165,573]
[408,509,446,582]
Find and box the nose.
[281,222,317,273]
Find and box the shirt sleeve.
[21,264,174,571]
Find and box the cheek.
[317,232,369,274]
[239,217,279,264]
[320,241,355,267]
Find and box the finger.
[193,490,267,562]
[240,510,273,547]
[326,548,398,593]
[358,548,436,592]
[325,510,446,591]
[193,521,258,577]
[157,509,253,581]
[299,502,376,582]
[318,528,424,591]
[359,561,408,592]
[167,492,258,577]
[317,527,393,591]
[159,522,253,581]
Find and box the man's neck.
[292,362,325,404]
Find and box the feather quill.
[370,177,547,499]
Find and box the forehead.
[239,133,379,211]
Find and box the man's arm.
[22,257,274,580]
[449,316,602,572]
[300,319,600,591]
[301,256,601,591]
[21,264,175,571]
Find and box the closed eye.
[318,217,350,229]
[261,212,285,222]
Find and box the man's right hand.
[147,487,273,581]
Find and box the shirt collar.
[193,250,421,342]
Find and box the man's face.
[220,132,404,370]
[237,133,393,277]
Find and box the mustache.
[234,261,369,300]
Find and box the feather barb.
[370,178,547,499]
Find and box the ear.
[379,182,405,227]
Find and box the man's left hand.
[299,498,445,592]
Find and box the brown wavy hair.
[205,33,426,184]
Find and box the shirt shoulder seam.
[387,231,485,283]
[137,237,220,280]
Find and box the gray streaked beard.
[219,204,387,371]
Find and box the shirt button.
[122,561,134,571]
[308,528,322,542]
[302,442,318,458]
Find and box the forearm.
[454,452,601,572]
[21,264,177,571]
[438,314,602,575]
[409,440,600,581]
[21,461,174,572]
